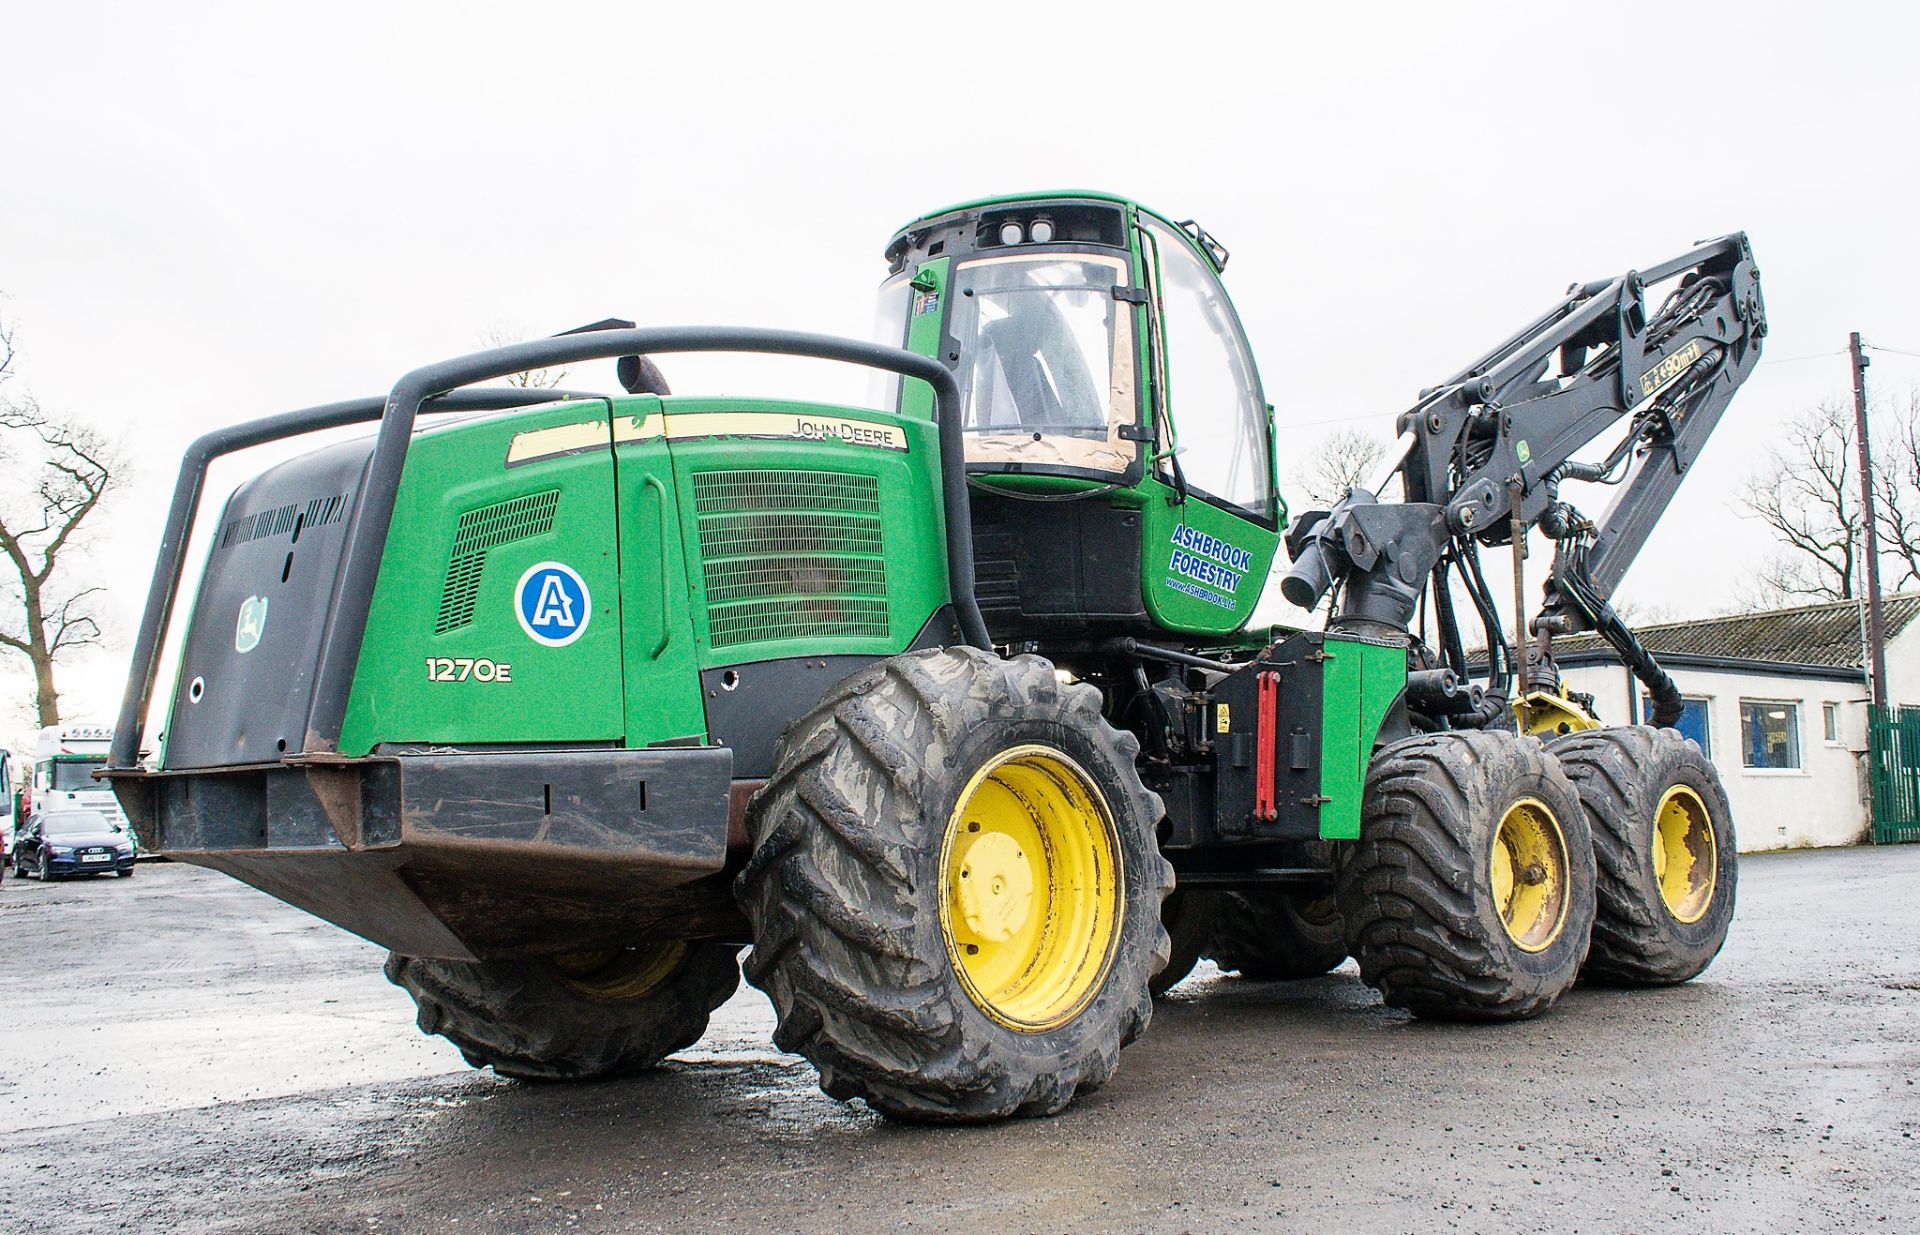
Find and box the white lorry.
[1,750,15,864]
[31,724,130,840]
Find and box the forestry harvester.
[107,194,1764,1120]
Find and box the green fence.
[1867,704,1920,844]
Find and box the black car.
[11,809,136,880]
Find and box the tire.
[1338,731,1596,1021]
[1210,888,1347,979]
[38,853,53,882]
[1549,726,1737,985]
[384,942,742,1081]
[1150,889,1223,996]
[737,646,1173,1123]
[117,866,134,878]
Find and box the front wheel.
[738,647,1173,1123]
[38,853,53,882]
[385,943,742,1081]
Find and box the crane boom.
[1282,234,1767,728]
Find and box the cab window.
[45,760,101,791]
[1142,217,1270,517]
[948,253,1139,475]
[865,273,913,411]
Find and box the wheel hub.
[1653,785,1717,923]
[550,942,687,1003]
[953,830,1035,942]
[1490,798,1571,952]
[938,745,1122,1032]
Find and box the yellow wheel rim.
[1653,785,1717,924]
[550,942,687,1002]
[1489,798,1571,952]
[938,744,1122,1032]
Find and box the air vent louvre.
[692,470,888,648]
[220,493,348,548]
[436,490,561,634]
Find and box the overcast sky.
[3,1,1918,741]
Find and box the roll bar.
[110,329,982,771]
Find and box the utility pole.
[1851,331,1889,708]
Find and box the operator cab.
[877,194,1280,641]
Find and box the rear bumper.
[105,746,738,961]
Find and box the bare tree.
[1292,426,1388,507]
[478,324,568,389]
[0,312,120,727]
[1869,386,1920,589]
[1736,399,1858,602]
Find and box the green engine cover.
[1318,636,1407,840]
[338,394,950,757]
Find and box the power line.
[1865,343,1920,360]
[1758,349,1846,366]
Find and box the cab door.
[1137,214,1280,635]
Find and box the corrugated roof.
[1550,592,1920,669]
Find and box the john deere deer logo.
[235,595,269,653]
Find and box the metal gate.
[1867,704,1920,844]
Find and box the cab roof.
[886,191,1221,272]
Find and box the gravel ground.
[1,846,1915,1234]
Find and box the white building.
[1548,594,1920,852]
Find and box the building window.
[1823,701,1841,745]
[1643,695,1712,756]
[1740,700,1802,770]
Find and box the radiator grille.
[692,470,888,648]
[436,490,561,634]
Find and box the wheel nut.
[1521,863,1547,886]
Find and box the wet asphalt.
[1,846,1915,1235]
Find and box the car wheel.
[39,853,54,881]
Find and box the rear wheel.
[1150,889,1223,996]
[738,647,1173,1122]
[1338,731,1595,1021]
[1210,888,1347,980]
[385,942,742,1081]
[1549,726,1737,984]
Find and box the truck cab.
[1,751,14,863]
[34,724,130,840]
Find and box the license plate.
[81,853,109,863]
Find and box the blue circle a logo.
[515,561,592,647]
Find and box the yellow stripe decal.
[523,410,910,463]
[611,413,665,445]
[657,411,908,452]
[504,419,610,467]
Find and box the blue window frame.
[1644,694,1712,755]
[1739,700,1801,770]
